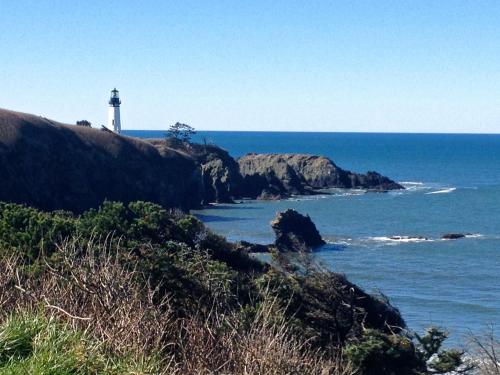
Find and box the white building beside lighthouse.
[107,88,121,133]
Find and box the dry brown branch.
[468,326,500,375]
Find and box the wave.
[324,239,352,246]
[426,187,456,195]
[464,233,483,239]
[369,236,433,244]
[330,233,488,247]
[400,181,424,186]
[288,194,331,201]
[398,182,461,196]
[399,181,433,192]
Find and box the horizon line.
[124,129,500,136]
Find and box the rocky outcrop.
[0,108,202,212]
[188,144,242,204]
[442,233,466,240]
[238,153,403,199]
[148,140,242,204]
[271,209,325,252]
[0,107,404,212]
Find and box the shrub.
[0,203,75,259]
[345,329,425,375]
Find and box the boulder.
[271,209,325,252]
[442,233,466,240]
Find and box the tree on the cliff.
[76,120,92,127]
[166,122,196,143]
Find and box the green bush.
[345,327,473,375]
[0,203,75,259]
[345,329,425,375]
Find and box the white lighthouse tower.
[107,88,121,133]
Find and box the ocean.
[126,130,500,346]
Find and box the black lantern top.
[109,88,121,106]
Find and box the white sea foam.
[326,240,351,246]
[288,195,330,201]
[324,233,486,248]
[400,181,424,186]
[465,233,483,238]
[337,191,365,197]
[399,181,433,192]
[426,187,456,194]
[369,236,433,243]
[322,188,366,196]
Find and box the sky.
[1,1,500,133]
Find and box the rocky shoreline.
[0,108,403,213]
[238,153,404,199]
[150,138,404,204]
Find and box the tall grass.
[0,236,354,374]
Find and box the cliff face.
[238,153,403,199]
[148,140,242,204]
[0,108,202,212]
[0,108,403,212]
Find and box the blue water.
[126,130,500,346]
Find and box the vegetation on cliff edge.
[0,201,475,374]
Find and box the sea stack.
[271,209,326,252]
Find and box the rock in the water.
[442,233,466,240]
[235,240,271,253]
[238,153,403,199]
[271,209,325,252]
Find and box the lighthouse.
[107,88,121,133]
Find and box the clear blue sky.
[1,1,500,132]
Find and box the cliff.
[0,108,202,212]
[238,153,403,199]
[0,107,403,212]
[148,139,242,204]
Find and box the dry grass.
[0,236,356,375]
[0,107,181,160]
[468,327,500,375]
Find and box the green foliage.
[76,120,91,127]
[176,215,205,244]
[428,349,466,373]
[415,327,448,361]
[0,313,162,374]
[165,122,196,143]
[78,200,130,237]
[0,203,75,259]
[0,314,43,365]
[346,327,472,375]
[345,329,425,375]
[415,327,472,374]
[125,201,174,242]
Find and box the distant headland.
[0,107,402,213]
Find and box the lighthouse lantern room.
[107,88,121,133]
